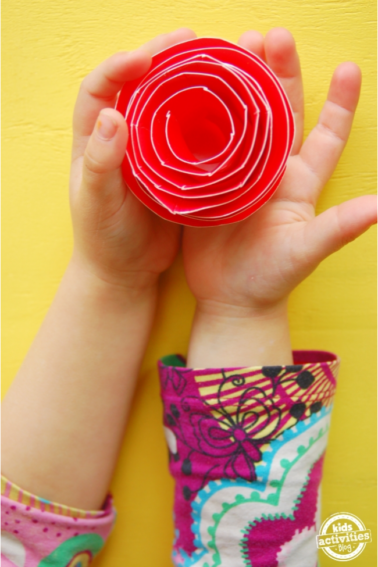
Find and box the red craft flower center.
[164,87,233,166]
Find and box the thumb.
[303,195,377,266]
[81,108,128,205]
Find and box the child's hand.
[69,28,196,291]
[183,28,376,318]
[3,30,204,511]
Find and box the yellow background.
[2,1,376,566]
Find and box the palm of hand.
[71,153,181,283]
[183,175,314,309]
[183,28,375,310]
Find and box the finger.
[72,49,151,160]
[237,30,265,61]
[302,195,377,267]
[264,28,304,154]
[78,108,128,211]
[142,27,196,56]
[299,62,362,201]
[72,28,196,160]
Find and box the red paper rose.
[116,38,295,227]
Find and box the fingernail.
[97,113,117,140]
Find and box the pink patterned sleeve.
[1,476,116,566]
[158,349,339,567]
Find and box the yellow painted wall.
[2,1,376,566]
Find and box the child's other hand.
[69,28,195,291]
[183,28,377,319]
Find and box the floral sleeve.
[158,350,339,567]
[1,475,115,566]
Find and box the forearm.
[2,258,157,510]
[187,299,293,368]
[160,300,339,566]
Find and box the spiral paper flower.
[117,38,295,227]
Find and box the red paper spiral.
[116,38,295,227]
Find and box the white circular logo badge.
[316,512,372,561]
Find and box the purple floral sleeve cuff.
[158,350,339,567]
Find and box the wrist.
[62,256,158,323]
[69,250,159,301]
[187,299,293,368]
